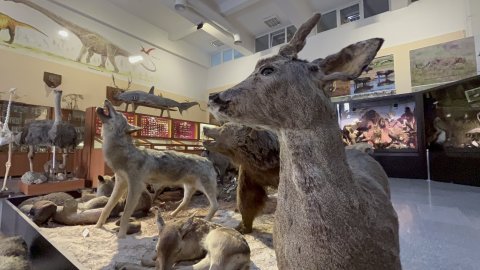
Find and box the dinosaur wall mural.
[0,11,46,43]
[5,0,152,73]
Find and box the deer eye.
[260,67,275,76]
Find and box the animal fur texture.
[208,13,401,270]
[203,123,279,233]
[0,234,30,270]
[94,100,218,238]
[139,208,250,270]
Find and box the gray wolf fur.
[95,100,218,238]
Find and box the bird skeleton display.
[0,88,17,192]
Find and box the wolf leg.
[95,173,127,228]
[117,179,144,238]
[170,184,195,217]
[199,175,219,221]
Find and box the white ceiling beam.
[274,0,315,28]
[169,25,199,41]
[217,0,261,16]
[202,23,253,56]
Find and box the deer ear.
[126,123,142,134]
[313,38,384,82]
[179,217,195,239]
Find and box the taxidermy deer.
[208,13,401,270]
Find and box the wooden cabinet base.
[19,179,85,196]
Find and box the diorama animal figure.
[208,13,401,270]
[84,175,152,218]
[0,234,30,270]
[132,208,250,270]
[116,89,203,118]
[6,0,130,73]
[203,123,279,233]
[17,90,77,176]
[0,11,46,44]
[95,100,218,238]
[0,88,17,192]
[200,149,236,184]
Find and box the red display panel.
[172,119,198,140]
[95,112,136,135]
[139,115,170,138]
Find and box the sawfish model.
[116,87,204,118]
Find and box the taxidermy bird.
[17,89,77,176]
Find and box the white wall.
[206,0,471,90]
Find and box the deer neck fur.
[274,124,366,268]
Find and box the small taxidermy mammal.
[94,100,218,238]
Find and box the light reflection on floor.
[390,178,480,270]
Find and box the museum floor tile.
[390,178,480,270]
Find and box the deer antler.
[278,13,321,58]
[112,75,132,91]
[112,74,119,89]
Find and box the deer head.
[208,14,383,130]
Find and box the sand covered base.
[39,195,277,270]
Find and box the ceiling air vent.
[211,40,225,47]
[264,16,281,28]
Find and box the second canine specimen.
[203,123,279,233]
[209,14,401,270]
[95,100,218,238]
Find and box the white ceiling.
[108,0,360,58]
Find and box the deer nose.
[209,93,229,106]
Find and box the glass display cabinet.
[335,93,427,179]
[422,75,480,186]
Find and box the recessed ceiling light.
[58,30,69,38]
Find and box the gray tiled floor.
[390,178,480,270]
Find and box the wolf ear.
[98,175,105,183]
[311,38,384,82]
[126,123,142,134]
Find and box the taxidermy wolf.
[95,100,218,238]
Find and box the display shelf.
[19,178,85,196]
[138,115,171,138]
[94,111,136,136]
[172,119,198,140]
[421,75,480,186]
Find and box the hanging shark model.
[115,87,204,118]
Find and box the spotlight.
[174,0,187,11]
[197,22,204,30]
[233,33,242,45]
[128,55,144,64]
